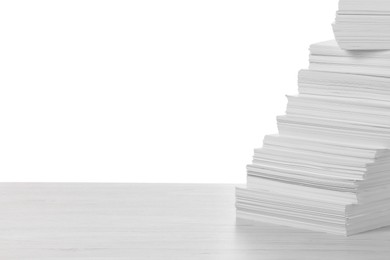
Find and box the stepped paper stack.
[236,40,390,236]
[333,0,390,50]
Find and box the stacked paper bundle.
[236,40,390,236]
[333,0,390,50]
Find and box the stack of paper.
[309,40,390,77]
[333,0,390,50]
[236,40,390,236]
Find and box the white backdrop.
[0,0,338,183]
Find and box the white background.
[0,0,338,183]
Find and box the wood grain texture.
[0,183,389,259]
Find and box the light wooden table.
[0,183,389,259]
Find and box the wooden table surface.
[0,183,389,259]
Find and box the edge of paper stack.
[333,0,390,50]
[236,0,390,236]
